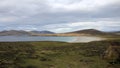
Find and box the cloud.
[0,16,17,22]
[0,0,120,32]
[49,0,120,11]
[43,20,120,33]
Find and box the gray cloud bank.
[0,0,120,33]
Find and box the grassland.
[0,40,120,68]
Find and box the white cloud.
[0,0,119,15]
[0,0,48,16]
[49,0,120,11]
[43,20,120,33]
[0,16,18,22]
[0,0,120,32]
[51,28,72,33]
[67,21,120,27]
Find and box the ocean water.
[0,36,103,43]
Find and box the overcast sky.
[0,0,120,33]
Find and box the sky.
[0,0,120,33]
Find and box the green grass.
[0,40,120,68]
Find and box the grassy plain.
[0,39,120,68]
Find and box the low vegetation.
[0,40,120,68]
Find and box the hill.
[0,30,55,36]
[110,31,120,35]
[30,30,55,34]
[68,29,107,35]
[65,29,120,36]
[0,30,30,36]
[0,29,119,36]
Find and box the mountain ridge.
[0,30,55,36]
[67,29,107,35]
[30,30,55,34]
[0,29,119,36]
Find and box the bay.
[0,36,104,43]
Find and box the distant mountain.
[68,29,107,35]
[30,30,55,34]
[109,31,120,35]
[0,30,55,36]
[0,29,119,36]
[0,30,30,36]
